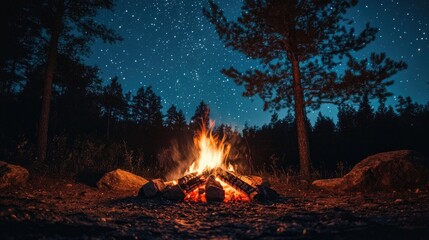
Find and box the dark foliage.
[0,0,427,179]
[203,0,407,176]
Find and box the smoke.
[158,137,198,181]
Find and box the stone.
[96,169,148,191]
[312,150,429,192]
[0,161,29,188]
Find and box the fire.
[187,120,231,174]
[184,121,249,203]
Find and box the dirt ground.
[1,177,428,239]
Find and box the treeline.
[1,0,428,179]
[0,69,210,177]
[1,70,428,178]
[243,95,429,177]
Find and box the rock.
[313,150,429,192]
[0,161,29,188]
[96,169,148,191]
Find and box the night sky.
[86,0,429,128]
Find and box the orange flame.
[184,120,249,203]
[186,120,231,174]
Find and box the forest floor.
[1,177,429,239]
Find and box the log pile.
[138,168,278,202]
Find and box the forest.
[1,0,428,180]
[2,73,429,179]
[2,1,429,239]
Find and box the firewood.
[255,184,279,201]
[162,184,186,201]
[138,179,165,198]
[163,181,176,186]
[216,168,259,200]
[177,171,206,193]
[205,175,225,202]
[240,175,264,187]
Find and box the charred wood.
[254,185,279,201]
[216,168,259,200]
[138,179,166,198]
[240,175,264,187]
[178,171,207,193]
[162,184,186,201]
[205,175,225,202]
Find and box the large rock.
[0,161,29,188]
[97,169,148,191]
[313,150,429,192]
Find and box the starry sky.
[86,0,429,128]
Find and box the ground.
[1,177,428,239]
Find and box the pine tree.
[0,1,41,95]
[100,77,127,138]
[312,112,336,172]
[165,105,187,131]
[131,86,163,128]
[190,101,210,132]
[204,0,407,176]
[37,0,122,162]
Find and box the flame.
[183,120,249,203]
[187,120,231,174]
[216,178,250,203]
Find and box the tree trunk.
[292,60,311,177]
[36,1,64,162]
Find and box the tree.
[311,113,336,173]
[204,0,407,176]
[165,105,187,131]
[355,94,373,128]
[49,54,103,136]
[0,1,41,95]
[131,86,163,128]
[37,0,122,162]
[100,77,127,138]
[190,101,210,132]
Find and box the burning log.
[216,168,259,200]
[138,179,166,198]
[240,175,264,187]
[162,171,207,201]
[178,171,207,193]
[205,175,225,202]
[162,184,185,201]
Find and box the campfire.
[139,121,278,203]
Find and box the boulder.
[97,169,148,191]
[0,161,29,188]
[313,150,429,192]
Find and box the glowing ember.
[217,178,250,203]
